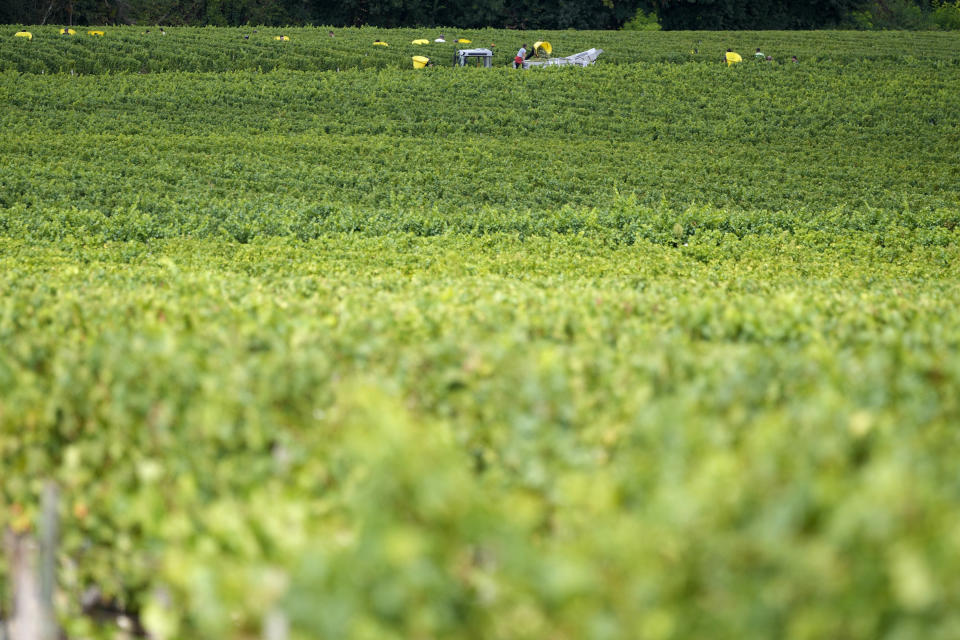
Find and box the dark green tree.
[652,0,868,29]
[0,0,690,27]
[307,0,643,28]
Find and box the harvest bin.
[412,56,430,68]
[454,48,493,67]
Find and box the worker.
[435,33,446,42]
[755,47,764,59]
[514,43,527,69]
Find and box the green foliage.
[845,0,935,29]
[932,0,960,28]
[653,0,867,29]
[1,27,959,640]
[622,8,661,30]
[4,0,956,30]
[2,27,959,76]
[841,0,960,30]
[0,0,644,29]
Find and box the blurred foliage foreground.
[3,234,960,639]
[1,29,960,640]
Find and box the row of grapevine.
[2,232,959,638]
[1,61,957,238]
[2,26,960,74]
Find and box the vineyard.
[2,26,960,73]
[2,27,960,640]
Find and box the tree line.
[2,0,957,30]
[1,0,641,29]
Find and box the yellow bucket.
[412,56,429,69]
[533,41,552,55]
